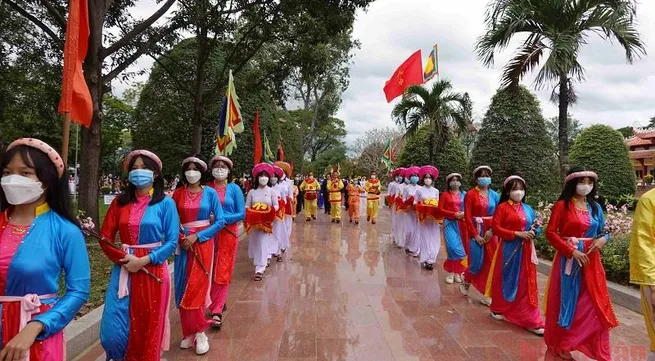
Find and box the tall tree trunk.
[557,77,570,184]
[429,118,437,164]
[191,26,208,155]
[79,0,105,223]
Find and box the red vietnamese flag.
[58,0,93,127]
[383,50,423,103]
[253,109,263,164]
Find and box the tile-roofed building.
[627,128,655,179]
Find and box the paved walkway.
[76,207,650,361]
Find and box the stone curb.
[66,224,246,360]
[537,258,642,315]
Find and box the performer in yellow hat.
[299,172,320,221]
[327,170,345,223]
[364,171,381,224]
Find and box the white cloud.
[338,0,655,144]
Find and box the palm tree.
[392,80,468,164]
[475,0,645,182]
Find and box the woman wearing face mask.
[487,176,545,335]
[245,164,279,281]
[387,169,399,243]
[544,168,617,360]
[438,173,467,284]
[346,177,364,224]
[460,165,500,306]
[270,166,289,262]
[207,156,244,329]
[0,138,90,361]
[392,168,407,248]
[171,157,225,354]
[414,165,441,270]
[99,150,179,361]
[402,166,421,257]
[274,162,294,244]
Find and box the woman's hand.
[587,236,607,254]
[571,250,589,267]
[474,235,486,245]
[515,231,533,240]
[455,212,464,220]
[120,254,148,273]
[0,321,42,361]
[182,234,199,249]
[484,230,493,242]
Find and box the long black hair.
[499,178,527,204]
[0,145,79,226]
[177,156,207,188]
[558,166,600,218]
[118,155,165,206]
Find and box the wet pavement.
[75,206,650,361]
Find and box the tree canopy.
[470,86,558,195]
[569,125,636,200]
[398,125,468,191]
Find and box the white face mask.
[271,177,279,185]
[371,175,377,179]
[510,190,525,202]
[576,184,593,196]
[259,177,269,186]
[396,176,402,183]
[449,181,461,189]
[184,170,202,184]
[309,175,314,180]
[212,168,229,181]
[424,178,433,187]
[1,175,44,205]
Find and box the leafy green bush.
[569,125,636,200]
[601,234,630,285]
[645,174,654,184]
[398,126,468,190]
[470,86,558,195]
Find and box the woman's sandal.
[277,254,283,262]
[211,313,223,329]
[254,272,263,281]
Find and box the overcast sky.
[116,0,655,145]
[336,0,655,144]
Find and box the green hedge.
[569,124,636,201]
[470,86,558,195]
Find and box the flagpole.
[73,123,80,204]
[61,113,71,168]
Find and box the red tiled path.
[75,206,650,361]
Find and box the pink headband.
[272,166,285,178]
[504,175,525,187]
[419,165,439,180]
[182,157,207,172]
[474,165,492,175]
[124,149,162,172]
[211,155,233,169]
[252,163,273,178]
[7,138,65,177]
[445,173,462,182]
[565,171,598,184]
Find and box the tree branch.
[39,0,66,28]
[4,0,63,48]
[103,0,177,58]
[148,53,194,96]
